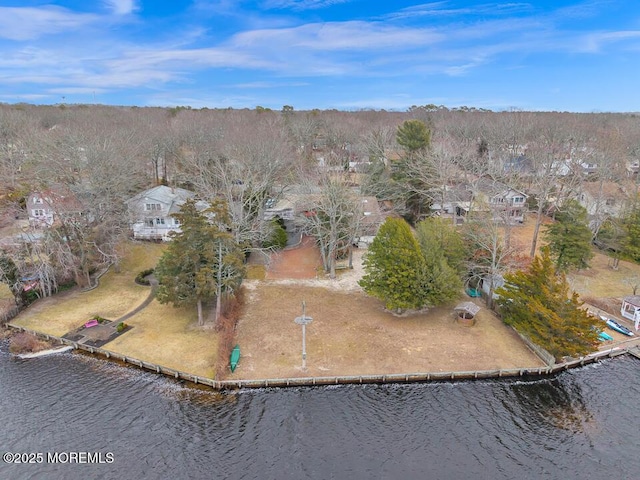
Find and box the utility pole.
[294,300,313,371]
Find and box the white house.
[126,185,204,241]
[26,189,86,228]
[621,295,640,331]
[473,178,528,224]
[27,192,55,227]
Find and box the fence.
[5,323,635,391]
[511,328,556,366]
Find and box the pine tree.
[359,217,426,314]
[155,199,245,326]
[545,200,594,271]
[415,218,463,305]
[396,120,431,155]
[621,203,640,262]
[496,248,599,360]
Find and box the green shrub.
[116,322,125,332]
[135,268,155,286]
[263,220,288,250]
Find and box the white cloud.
[232,21,442,50]
[579,30,640,53]
[262,0,353,11]
[0,6,98,41]
[104,0,138,15]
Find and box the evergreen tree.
[621,203,640,263]
[415,218,464,305]
[359,217,426,313]
[0,253,22,305]
[262,218,288,250]
[396,120,431,155]
[155,199,245,326]
[545,200,594,271]
[496,248,599,360]
[415,218,466,274]
[393,120,433,224]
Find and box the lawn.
[11,241,219,377]
[233,283,543,380]
[12,242,165,336]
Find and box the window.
[155,218,165,225]
[33,196,43,204]
[145,219,154,227]
[605,198,615,206]
[513,196,524,204]
[33,209,44,217]
[145,203,162,211]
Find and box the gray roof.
[475,177,527,198]
[127,185,196,214]
[623,295,640,306]
[454,302,481,316]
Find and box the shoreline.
[6,323,639,391]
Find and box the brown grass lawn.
[233,284,543,379]
[11,241,219,377]
[232,237,543,380]
[0,284,13,312]
[106,300,218,378]
[12,242,166,336]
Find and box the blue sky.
[1,0,639,111]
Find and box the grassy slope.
[12,241,218,377]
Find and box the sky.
[1,0,639,112]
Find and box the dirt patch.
[265,236,322,280]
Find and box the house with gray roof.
[126,185,204,241]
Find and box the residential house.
[27,192,55,228]
[263,190,385,246]
[472,178,528,224]
[577,180,631,231]
[430,184,473,224]
[126,185,204,241]
[27,188,86,228]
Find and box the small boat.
[230,344,240,372]
[466,288,481,298]
[597,331,614,342]
[605,318,634,337]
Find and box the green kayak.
[230,345,240,372]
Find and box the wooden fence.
[511,327,556,366]
[5,323,635,391]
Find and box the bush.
[116,322,127,333]
[135,268,155,286]
[263,220,288,250]
[9,332,49,354]
[91,315,108,324]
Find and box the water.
[1,343,639,480]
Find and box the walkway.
[63,276,158,347]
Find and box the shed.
[621,295,640,330]
[454,302,481,326]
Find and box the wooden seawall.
[5,323,638,391]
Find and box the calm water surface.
[1,343,639,480]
